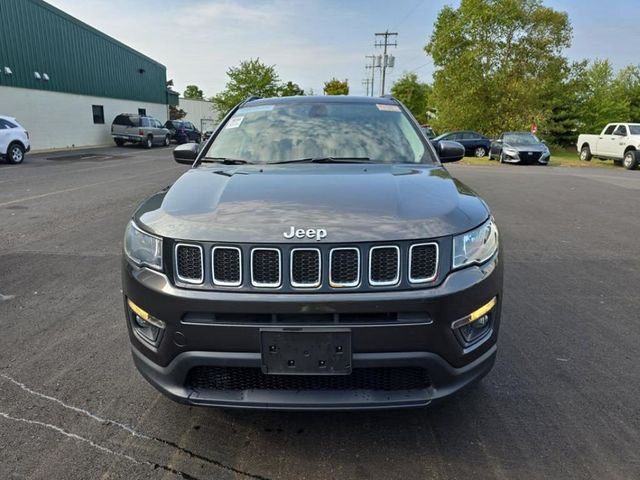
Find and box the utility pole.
[365,55,376,97]
[362,78,372,96]
[374,30,397,96]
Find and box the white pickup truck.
[577,123,640,170]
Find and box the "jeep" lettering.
[283,226,328,241]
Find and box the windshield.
[503,133,540,145]
[202,102,432,164]
[629,125,640,135]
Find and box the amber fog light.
[452,297,496,345]
[127,299,165,346]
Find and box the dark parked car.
[122,95,503,410]
[164,120,201,144]
[432,131,491,157]
[489,132,550,165]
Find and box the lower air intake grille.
[251,248,281,287]
[187,367,431,391]
[330,248,360,287]
[175,244,203,283]
[409,243,438,283]
[212,247,241,286]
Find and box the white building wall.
[0,86,168,151]
[179,98,218,132]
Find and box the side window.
[614,125,627,136]
[92,105,105,124]
[604,124,617,135]
[462,132,476,140]
[0,119,17,129]
[0,120,7,130]
[138,108,147,116]
[141,117,150,127]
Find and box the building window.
[92,105,105,124]
[138,108,146,116]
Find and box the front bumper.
[123,252,503,410]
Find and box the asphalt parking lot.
[0,146,638,479]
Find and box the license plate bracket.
[260,329,352,375]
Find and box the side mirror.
[173,143,199,164]
[438,140,465,163]
[495,139,503,144]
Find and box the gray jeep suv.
[111,113,170,148]
[122,96,503,410]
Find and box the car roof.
[0,115,17,121]
[244,95,398,107]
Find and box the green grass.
[459,148,618,168]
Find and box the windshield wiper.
[201,157,254,165]
[272,157,373,164]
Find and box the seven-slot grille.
[173,242,440,289]
[290,249,321,287]
[175,244,204,284]
[212,247,242,286]
[251,248,281,287]
[409,243,438,283]
[330,248,360,287]
[369,246,400,286]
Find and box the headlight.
[453,218,499,270]
[124,220,163,270]
[503,148,518,157]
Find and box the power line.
[391,0,424,31]
[362,78,373,96]
[374,31,398,96]
[365,54,377,97]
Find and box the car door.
[597,124,617,157]
[460,132,477,155]
[491,134,504,157]
[0,120,10,154]
[153,119,164,143]
[611,124,629,158]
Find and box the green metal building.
[0,0,179,150]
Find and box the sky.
[46,0,640,98]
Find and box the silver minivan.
[111,114,170,148]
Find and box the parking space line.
[0,165,183,208]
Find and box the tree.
[323,78,349,95]
[574,60,630,135]
[183,84,204,99]
[169,105,187,120]
[391,73,433,124]
[425,0,572,137]
[278,81,305,97]
[212,58,281,119]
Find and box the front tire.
[164,135,170,147]
[474,146,487,157]
[145,136,153,149]
[623,150,639,170]
[499,152,505,164]
[580,145,592,161]
[7,143,25,164]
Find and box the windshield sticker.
[225,116,244,129]
[376,104,401,112]
[236,105,274,114]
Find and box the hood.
[135,164,489,243]
[505,142,548,152]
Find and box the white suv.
[0,116,31,164]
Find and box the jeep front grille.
[173,242,440,290]
[290,248,321,287]
[329,248,360,288]
[212,247,241,286]
[251,248,281,287]
[409,243,438,283]
[369,246,400,286]
[175,244,203,284]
